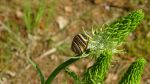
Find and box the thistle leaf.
[89,10,144,57]
[119,58,146,84]
[82,52,112,84]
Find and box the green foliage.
[23,0,33,32]
[65,67,81,83]
[46,0,57,25]
[0,21,25,66]
[82,52,112,84]
[30,9,145,84]
[23,0,45,33]
[23,0,56,33]
[33,0,45,30]
[5,20,25,48]
[119,58,146,84]
[45,57,80,84]
[82,9,145,84]
[82,9,144,84]
[28,57,45,84]
[89,10,144,57]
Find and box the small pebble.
[15,10,23,19]
[64,6,72,13]
[56,16,68,29]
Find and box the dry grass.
[0,0,150,84]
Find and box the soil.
[0,0,150,84]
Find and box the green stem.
[45,56,79,84]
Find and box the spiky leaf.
[119,58,146,84]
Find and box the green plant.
[0,0,57,81]
[23,0,56,33]
[82,52,112,84]
[119,58,146,84]
[29,9,146,84]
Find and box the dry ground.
[0,0,150,84]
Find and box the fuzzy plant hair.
[82,10,145,84]
[88,9,144,58]
[29,10,146,84]
[82,51,112,84]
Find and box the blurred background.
[0,0,150,84]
